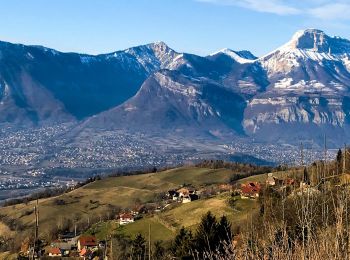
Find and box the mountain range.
[1,29,350,146]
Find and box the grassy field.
[84,194,259,242]
[0,166,299,245]
[0,167,235,239]
[115,194,258,242]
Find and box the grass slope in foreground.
[0,167,235,239]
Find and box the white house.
[119,213,135,225]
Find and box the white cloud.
[309,3,350,20]
[197,0,300,15]
[196,0,350,20]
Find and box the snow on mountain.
[104,41,181,74]
[210,48,257,63]
[78,28,350,145]
[2,29,350,146]
[243,29,350,145]
[260,29,350,75]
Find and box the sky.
[0,0,350,57]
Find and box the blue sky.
[0,0,350,57]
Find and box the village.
[17,183,204,259]
[16,169,316,259]
[8,148,350,260]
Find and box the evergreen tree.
[171,227,193,259]
[131,233,146,260]
[303,167,310,184]
[195,211,219,255]
[337,149,342,164]
[153,240,165,259]
[337,149,343,173]
[217,215,232,244]
[111,234,132,260]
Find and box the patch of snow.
[124,105,137,112]
[210,48,255,64]
[26,52,34,60]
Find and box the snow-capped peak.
[259,28,350,65]
[274,29,350,55]
[210,48,256,63]
[285,29,329,51]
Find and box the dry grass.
[0,167,235,239]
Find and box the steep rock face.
[243,29,350,144]
[81,70,247,136]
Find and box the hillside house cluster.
[266,173,296,187]
[167,187,199,203]
[238,173,298,199]
[45,234,101,258]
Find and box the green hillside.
[0,167,235,240]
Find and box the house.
[48,247,62,257]
[241,182,261,199]
[168,190,180,201]
[119,213,135,225]
[182,193,199,203]
[266,173,276,186]
[51,241,73,257]
[58,232,76,242]
[177,187,196,198]
[182,196,192,203]
[77,235,97,251]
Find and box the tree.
[153,240,165,259]
[216,215,233,255]
[195,211,219,255]
[337,149,343,164]
[337,149,343,174]
[217,215,232,244]
[171,227,193,259]
[131,233,146,260]
[303,167,310,184]
[111,234,132,260]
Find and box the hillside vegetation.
[0,167,237,241]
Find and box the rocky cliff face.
[243,29,350,144]
[79,29,350,145]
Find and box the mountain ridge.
[1,28,350,146]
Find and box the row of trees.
[196,160,275,175]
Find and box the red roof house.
[241,182,261,199]
[48,247,62,256]
[119,213,135,225]
[77,235,97,251]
